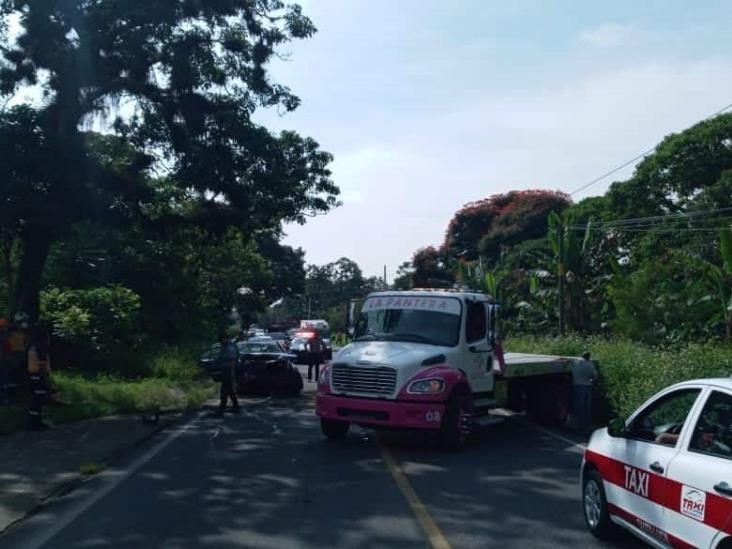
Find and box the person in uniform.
[216,330,240,416]
[306,332,324,382]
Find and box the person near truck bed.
[571,351,597,435]
[216,330,240,416]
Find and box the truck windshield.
[354,308,460,347]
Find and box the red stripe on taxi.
[585,449,732,535]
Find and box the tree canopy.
[0,1,339,323]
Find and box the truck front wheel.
[321,418,350,440]
[440,385,473,451]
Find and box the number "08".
[426,411,441,422]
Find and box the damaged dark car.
[199,340,303,397]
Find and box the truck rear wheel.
[321,418,350,440]
[527,383,570,427]
[440,385,473,451]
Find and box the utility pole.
[307,296,312,319]
[557,220,566,336]
[383,265,387,289]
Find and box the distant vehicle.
[198,340,302,396]
[289,336,310,364]
[581,378,732,547]
[298,319,333,360]
[247,325,266,337]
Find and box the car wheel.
[321,418,349,440]
[440,384,473,451]
[583,469,616,539]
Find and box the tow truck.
[315,289,582,449]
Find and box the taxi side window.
[465,302,486,343]
[626,389,701,447]
[688,391,732,460]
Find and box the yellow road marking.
[379,444,453,549]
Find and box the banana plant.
[548,212,594,332]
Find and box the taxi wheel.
[440,385,473,451]
[321,418,349,440]
[583,469,615,539]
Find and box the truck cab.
[316,289,501,448]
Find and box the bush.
[149,345,204,382]
[46,371,214,424]
[41,285,143,373]
[507,335,732,419]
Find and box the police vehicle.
[582,378,732,548]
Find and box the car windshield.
[239,342,281,354]
[354,302,461,347]
[201,345,221,360]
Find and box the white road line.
[19,410,207,549]
[494,409,588,453]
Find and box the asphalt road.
[0,371,643,549]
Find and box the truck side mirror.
[607,418,627,438]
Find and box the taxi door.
[605,388,702,543]
[665,388,732,548]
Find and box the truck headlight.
[407,378,445,395]
[318,367,330,385]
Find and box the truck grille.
[331,364,397,395]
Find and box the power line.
[568,100,732,197]
[568,207,732,230]
[577,226,732,233]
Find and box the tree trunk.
[0,231,15,316]
[10,227,53,325]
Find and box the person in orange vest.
[27,329,51,430]
[6,321,29,401]
[0,319,9,405]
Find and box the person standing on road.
[306,333,324,382]
[216,330,240,416]
[27,329,51,430]
[571,351,597,435]
[0,319,10,405]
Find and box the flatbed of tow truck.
[491,352,580,423]
[498,352,576,378]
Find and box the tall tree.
[411,246,451,288]
[0,1,338,322]
[443,190,570,264]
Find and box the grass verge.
[507,334,732,419]
[0,345,215,435]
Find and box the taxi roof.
[672,378,732,391]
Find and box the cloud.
[285,58,732,277]
[577,23,635,47]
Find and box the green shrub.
[149,346,203,382]
[507,335,732,419]
[46,371,215,424]
[41,285,143,373]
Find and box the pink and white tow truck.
[316,289,580,449]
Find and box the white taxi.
[582,378,732,549]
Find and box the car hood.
[241,352,292,360]
[334,341,449,369]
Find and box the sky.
[255,0,732,280]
